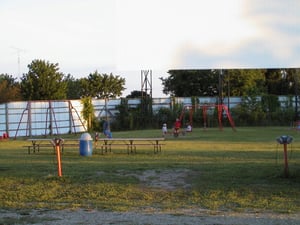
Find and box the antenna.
[11,46,26,78]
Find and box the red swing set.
[177,104,236,132]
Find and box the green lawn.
[0,127,299,213]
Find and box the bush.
[232,106,296,126]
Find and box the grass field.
[0,127,300,214]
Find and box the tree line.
[161,69,300,98]
[2,60,300,103]
[0,59,126,103]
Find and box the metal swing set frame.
[177,104,236,133]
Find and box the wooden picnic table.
[25,138,79,154]
[24,137,165,155]
[99,138,165,154]
[25,138,54,154]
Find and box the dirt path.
[1,208,300,225]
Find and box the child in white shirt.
[186,124,192,132]
[162,123,168,137]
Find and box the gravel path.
[1,208,300,225]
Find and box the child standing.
[162,123,168,137]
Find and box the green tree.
[81,96,94,131]
[80,71,125,98]
[263,69,298,95]
[65,74,81,99]
[161,69,267,97]
[0,74,22,103]
[114,98,131,130]
[225,69,266,96]
[232,88,266,126]
[160,70,218,97]
[21,60,67,100]
[126,90,149,98]
[265,69,284,95]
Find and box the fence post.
[28,101,32,137]
[5,103,9,137]
[68,100,73,134]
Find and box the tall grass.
[0,127,299,213]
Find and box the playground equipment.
[177,104,236,131]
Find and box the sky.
[1,0,300,97]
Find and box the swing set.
[177,104,236,132]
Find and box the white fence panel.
[0,96,294,137]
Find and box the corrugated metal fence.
[0,96,246,138]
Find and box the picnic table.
[99,138,165,154]
[25,138,79,154]
[24,137,165,155]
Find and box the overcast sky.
[1,0,299,97]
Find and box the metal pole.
[49,101,53,135]
[283,143,289,177]
[294,70,299,121]
[295,96,298,121]
[28,101,32,137]
[105,98,110,130]
[68,100,73,134]
[5,103,9,137]
[54,138,63,177]
[227,73,230,111]
[219,70,223,105]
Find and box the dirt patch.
[117,168,192,190]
